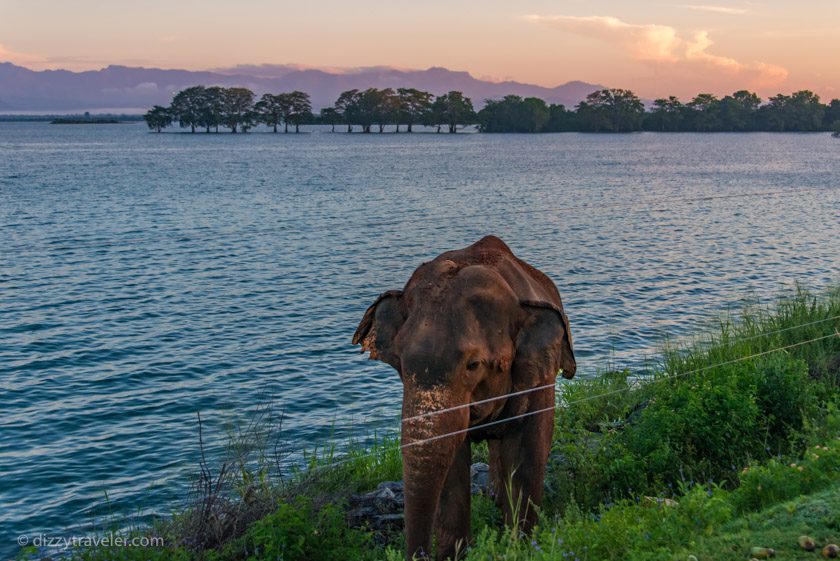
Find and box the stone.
[471,462,490,495]
[347,481,405,536]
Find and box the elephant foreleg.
[488,408,554,532]
[434,439,472,561]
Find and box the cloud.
[525,14,788,90]
[680,5,748,15]
[525,15,681,62]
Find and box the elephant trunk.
[401,387,469,560]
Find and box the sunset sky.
[0,0,838,99]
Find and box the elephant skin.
[353,236,576,561]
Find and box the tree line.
[144,85,840,134]
[144,86,476,134]
[143,86,313,133]
[479,89,840,133]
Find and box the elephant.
[353,235,576,561]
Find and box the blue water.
[1,122,839,554]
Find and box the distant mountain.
[0,62,605,113]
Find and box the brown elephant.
[353,235,576,561]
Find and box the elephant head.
[353,237,575,560]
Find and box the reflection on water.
[0,123,838,550]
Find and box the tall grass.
[36,285,840,561]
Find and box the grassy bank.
[20,286,840,561]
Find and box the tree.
[760,91,824,132]
[545,104,578,132]
[286,91,312,133]
[686,93,721,132]
[478,96,519,133]
[521,97,550,132]
[645,96,683,132]
[344,88,386,133]
[334,89,360,132]
[201,86,225,133]
[255,93,285,132]
[787,90,825,131]
[397,88,434,132]
[432,91,476,133]
[369,88,396,133]
[760,94,791,131]
[576,89,644,132]
[823,99,840,131]
[143,105,172,133]
[169,85,207,133]
[320,107,340,132]
[220,87,255,133]
[477,95,549,133]
[718,90,761,131]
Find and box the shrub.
[208,497,376,561]
[731,437,840,513]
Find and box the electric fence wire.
[301,326,839,473]
[294,310,840,432]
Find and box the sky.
[0,0,838,100]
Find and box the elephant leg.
[434,439,472,561]
[492,409,554,532]
[487,439,505,507]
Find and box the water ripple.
[0,124,838,555]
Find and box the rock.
[750,546,775,558]
[347,481,405,536]
[347,463,492,540]
[799,535,816,551]
[471,462,490,495]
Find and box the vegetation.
[1,113,144,122]
[477,88,838,133]
[147,86,313,134]
[143,106,172,132]
[50,111,121,125]
[25,286,840,560]
[145,85,839,134]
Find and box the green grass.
[20,285,840,561]
[459,437,840,561]
[684,484,840,561]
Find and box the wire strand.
[375,313,840,426]
[305,328,838,471]
[399,332,839,449]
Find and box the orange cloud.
[526,14,788,90]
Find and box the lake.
[1,122,838,554]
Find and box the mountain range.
[0,62,604,113]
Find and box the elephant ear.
[352,290,405,370]
[512,300,576,387]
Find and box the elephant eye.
[466,360,481,371]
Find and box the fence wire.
[300,324,838,472]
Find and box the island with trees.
[144,85,840,134]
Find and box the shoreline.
[17,285,839,561]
